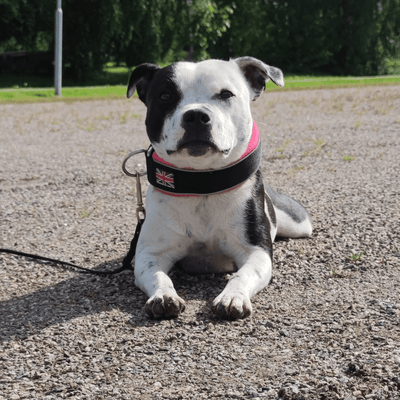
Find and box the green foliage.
[109,0,233,66]
[110,0,177,67]
[182,0,233,60]
[329,0,400,75]
[1,0,399,80]
[0,0,54,53]
[211,0,400,75]
[62,0,117,80]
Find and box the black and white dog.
[127,57,312,319]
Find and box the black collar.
[145,123,262,196]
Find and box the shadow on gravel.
[0,258,229,342]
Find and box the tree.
[330,0,400,75]
[109,0,184,67]
[209,0,400,75]
[181,0,233,60]
[209,0,340,73]
[62,0,117,80]
[109,0,233,67]
[1,0,399,79]
[0,0,53,53]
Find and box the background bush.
[0,0,399,81]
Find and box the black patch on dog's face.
[144,64,183,144]
[241,64,266,99]
[245,170,273,256]
[234,57,284,101]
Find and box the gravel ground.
[1,85,400,400]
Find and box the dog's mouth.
[166,138,229,158]
[177,139,219,157]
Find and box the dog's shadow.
[0,258,228,342]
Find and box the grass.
[81,209,94,218]
[313,138,326,154]
[282,73,400,91]
[0,62,129,103]
[0,86,127,103]
[351,251,364,261]
[1,62,400,104]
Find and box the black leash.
[1,151,148,276]
[0,219,143,275]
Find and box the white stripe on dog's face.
[151,60,254,170]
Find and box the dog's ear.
[127,63,161,103]
[233,57,284,100]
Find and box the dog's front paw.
[144,292,186,319]
[212,293,252,319]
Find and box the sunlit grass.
[0,85,127,103]
[1,61,400,104]
[268,74,400,91]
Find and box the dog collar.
[145,122,261,196]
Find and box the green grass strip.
[272,75,400,91]
[0,85,127,104]
[1,76,400,104]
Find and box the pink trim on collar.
[241,121,259,159]
[152,121,260,197]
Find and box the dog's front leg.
[212,248,272,319]
[135,251,186,319]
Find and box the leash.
[0,152,147,275]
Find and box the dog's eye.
[220,90,234,99]
[159,92,171,101]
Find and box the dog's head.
[127,57,284,169]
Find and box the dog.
[126,57,312,319]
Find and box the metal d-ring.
[122,149,147,177]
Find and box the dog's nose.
[182,110,211,126]
[178,109,215,156]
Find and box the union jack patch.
[155,168,175,188]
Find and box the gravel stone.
[1,85,400,399]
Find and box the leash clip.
[135,173,146,221]
[122,149,147,222]
[122,149,147,177]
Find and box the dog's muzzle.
[177,109,216,156]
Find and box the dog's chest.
[180,239,237,274]
[177,197,239,274]
[150,185,253,274]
